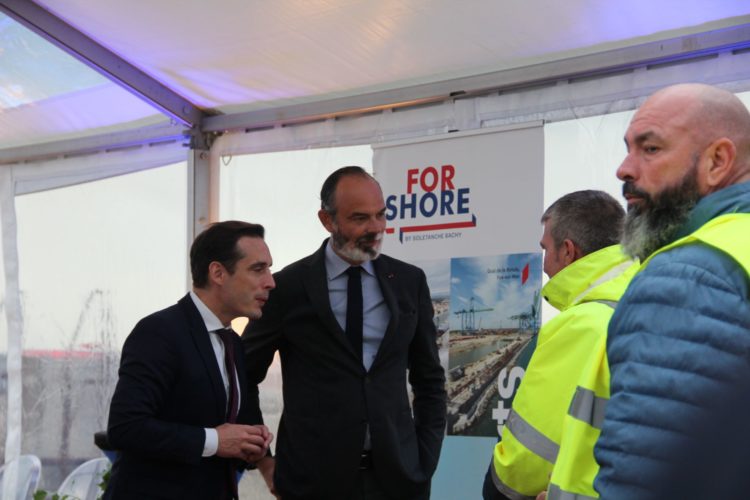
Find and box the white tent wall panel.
[11,161,190,488]
[0,141,188,487]
[219,145,373,271]
[0,166,22,468]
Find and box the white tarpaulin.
[375,123,544,500]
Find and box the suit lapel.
[178,294,227,419]
[302,240,365,360]
[371,257,399,368]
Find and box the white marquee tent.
[1,0,750,497]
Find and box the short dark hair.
[190,221,265,288]
[541,190,624,256]
[320,166,377,216]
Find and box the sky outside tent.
[0,13,107,109]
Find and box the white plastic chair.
[56,457,110,500]
[0,454,42,500]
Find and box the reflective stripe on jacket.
[488,245,637,498]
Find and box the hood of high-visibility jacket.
[542,244,637,313]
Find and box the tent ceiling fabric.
[32,0,750,113]
[2,0,750,149]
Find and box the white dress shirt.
[189,291,241,457]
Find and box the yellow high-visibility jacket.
[548,213,750,500]
[487,245,637,499]
[546,331,609,500]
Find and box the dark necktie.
[215,327,240,500]
[215,328,239,423]
[345,266,363,361]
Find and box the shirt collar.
[189,290,225,332]
[324,239,376,280]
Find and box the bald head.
[620,84,750,202]
[641,83,750,184]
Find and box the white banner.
[374,122,544,499]
[375,123,544,259]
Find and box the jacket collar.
[542,245,637,312]
[674,180,750,240]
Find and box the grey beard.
[621,204,693,260]
[621,169,701,261]
[331,230,381,262]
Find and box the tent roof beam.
[0,123,187,165]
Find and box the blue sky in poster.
[450,253,542,330]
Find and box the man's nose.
[617,153,636,181]
[265,273,276,290]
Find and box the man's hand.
[536,491,547,500]
[257,455,278,498]
[216,423,273,463]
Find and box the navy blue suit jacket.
[105,294,250,500]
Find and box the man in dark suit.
[105,221,276,500]
[243,166,447,500]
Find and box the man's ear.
[207,261,225,286]
[318,209,335,232]
[703,137,736,190]
[562,239,582,265]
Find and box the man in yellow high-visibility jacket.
[483,190,637,500]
